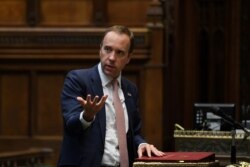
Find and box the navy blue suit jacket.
[58,64,146,167]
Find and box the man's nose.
[109,52,116,60]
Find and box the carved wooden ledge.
[0,148,53,167]
[0,27,150,62]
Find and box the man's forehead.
[103,31,129,41]
[103,33,130,48]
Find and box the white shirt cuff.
[79,111,95,129]
[138,143,147,149]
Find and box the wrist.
[83,111,95,122]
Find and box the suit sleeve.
[130,84,147,148]
[61,70,86,135]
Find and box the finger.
[158,151,165,156]
[137,148,143,158]
[76,96,86,105]
[86,94,92,103]
[137,143,147,158]
[153,149,164,156]
[151,146,165,157]
[76,96,83,101]
[97,95,108,106]
[146,144,152,157]
[92,96,99,104]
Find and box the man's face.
[100,31,132,78]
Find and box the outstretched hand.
[77,94,108,121]
[138,143,165,158]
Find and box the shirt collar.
[98,63,121,87]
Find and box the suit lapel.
[121,79,133,129]
[90,66,106,144]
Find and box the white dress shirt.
[80,63,128,166]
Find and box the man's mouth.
[105,64,115,70]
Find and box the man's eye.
[116,51,125,57]
[104,46,112,52]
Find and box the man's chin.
[103,70,115,78]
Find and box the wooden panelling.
[0,0,153,26]
[27,0,40,26]
[92,0,107,25]
[240,0,250,112]
[142,27,164,147]
[0,0,26,26]
[0,73,29,136]
[108,0,151,26]
[35,72,64,136]
[162,0,246,152]
[40,0,93,26]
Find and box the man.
[58,25,164,167]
